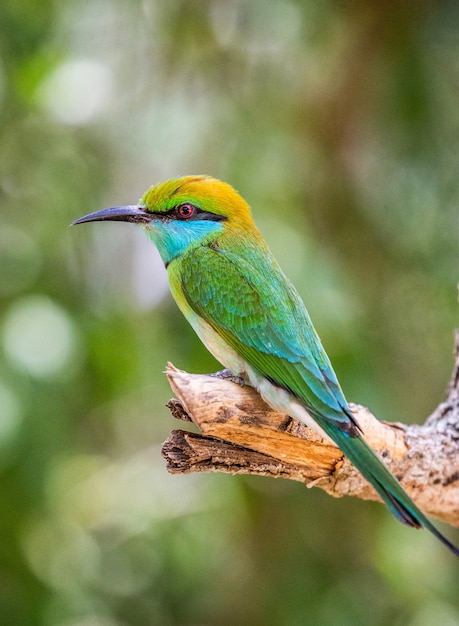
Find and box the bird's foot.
[208,369,246,387]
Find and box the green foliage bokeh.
[0,1,458,624]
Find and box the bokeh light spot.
[38,59,113,125]
[2,296,82,379]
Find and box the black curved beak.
[71,205,151,226]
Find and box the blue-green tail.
[320,420,459,557]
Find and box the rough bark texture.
[162,332,459,528]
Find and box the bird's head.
[72,176,259,266]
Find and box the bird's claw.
[208,369,245,387]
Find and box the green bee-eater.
[73,175,458,556]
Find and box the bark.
[161,332,459,527]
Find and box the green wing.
[179,242,358,434]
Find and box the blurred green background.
[1,1,458,624]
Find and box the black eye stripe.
[186,210,227,222]
[150,206,227,222]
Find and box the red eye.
[177,203,196,219]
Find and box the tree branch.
[161,332,459,527]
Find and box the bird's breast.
[189,314,247,376]
[167,262,246,375]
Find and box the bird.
[72,175,459,556]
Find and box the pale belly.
[190,315,330,441]
[190,314,247,374]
